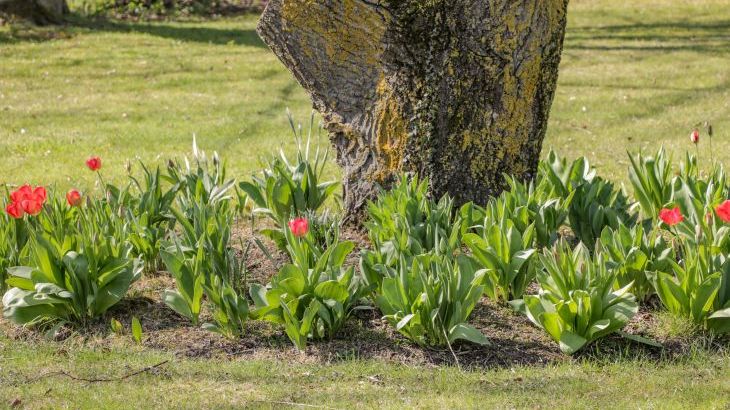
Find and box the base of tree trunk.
[258,1,569,224]
[0,0,69,25]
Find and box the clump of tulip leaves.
[511,241,640,354]
[160,175,249,339]
[238,113,339,250]
[249,224,364,350]
[362,175,489,347]
[3,199,142,326]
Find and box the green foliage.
[462,214,536,302]
[162,198,249,337]
[651,219,730,333]
[673,156,728,226]
[203,274,250,339]
[597,224,674,302]
[361,174,461,291]
[629,149,728,225]
[166,137,236,215]
[0,200,29,294]
[239,115,338,249]
[131,316,143,344]
[627,148,674,220]
[2,207,142,326]
[497,175,571,248]
[122,162,179,273]
[160,242,205,325]
[513,241,638,354]
[644,153,730,333]
[539,150,635,248]
[250,226,363,350]
[362,176,489,346]
[110,318,124,334]
[375,253,488,347]
[69,0,264,18]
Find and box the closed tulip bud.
[86,156,102,171]
[690,129,700,144]
[66,189,82,207]
[288,217,309,237]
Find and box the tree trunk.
[0,0,69,25]
[258,0,570,222]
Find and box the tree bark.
[257,0,570,222]
[0,0,69,25]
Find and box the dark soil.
[2,222,726,370]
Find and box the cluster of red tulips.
[4,156,102,219]
[5,185,47,219]
[658,200,730,227]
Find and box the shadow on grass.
[566,20,730,54]
[0,14,265,46]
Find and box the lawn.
[1,0,730,408]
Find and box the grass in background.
[551,0,730,177]
[0,0,728,191]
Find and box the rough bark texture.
[0,0,69,25]
[258,0,569,222]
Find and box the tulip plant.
[627,148,675,221]
[498,175,571,248]
[250,219,364,350]
[0,204,28,293]
[513,241,639,354]
[361,175,462,291]
[539,150,635,248]
[597,224,674,302]
[162,199,249,337]
[375,252,489,347]
[462,214,537,302]
[3,212,142,326]
[239,115,339,250]
[650,200,730,333]
[166,137,236,214]
[652,242,730,333]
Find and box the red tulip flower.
[716,200,730,223]
[7,185,47,217]
[288,217,309,237]
[66,189,83,207]
[659,207,684,227]
[10,184,33,204]
[690,129,700,144]
[86,156,102,171]
[21,198,43,215]
[5,201,24,219]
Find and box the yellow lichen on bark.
[280,0,385,69]
[371,76,408,182]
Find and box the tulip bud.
[690,129,700,144]
[86,156,102,171]
[66,189,83,207]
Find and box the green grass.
[1,339,728,409]
[1,0,730,408]
[1,0,728,191]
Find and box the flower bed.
[1,125,729,362]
